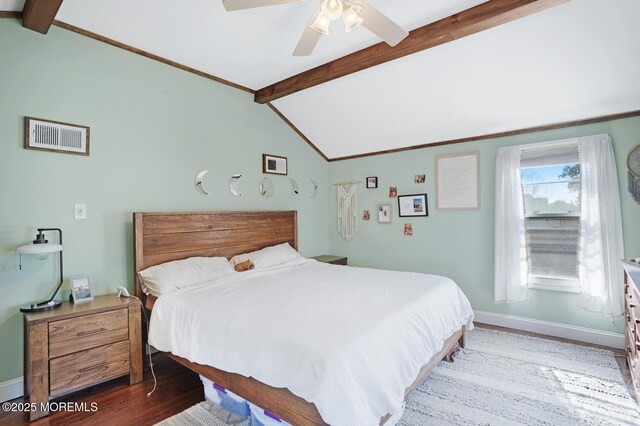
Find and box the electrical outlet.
[74,203,87,219]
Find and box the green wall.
[0,20,329,383]
[329,117,640,335]
[1,16,638,390]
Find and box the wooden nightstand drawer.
[50,340,130,398]
[49,309,128,358]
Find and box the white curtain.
[494,146,528,303]
[577,134,625,316]
[337,183,358,241]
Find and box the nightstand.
[23,295,143,421]
[312,255,348,266]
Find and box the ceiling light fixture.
[311,12,331,35]
[222,0,410,57]
[320,0,343,20]
[342,6,363,32]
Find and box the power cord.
[140,299,158,397]
[123,293,158,397]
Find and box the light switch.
[74,204,87,219]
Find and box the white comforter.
[149,259,474,426]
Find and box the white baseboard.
[473,310,625,349]
[0,377,23,403]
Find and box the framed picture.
[262,154,288,175]
[70,275,93,304]
[377,204,392,223]
[436,152,480,210]
[389,186,397,198]
[404,223,413,235]
[366,177,378,189]
[414,174,426,184]
[362,210,371,220]
[398,193,429,217]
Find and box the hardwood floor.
[1,324,634,425]
[0,354,203,425]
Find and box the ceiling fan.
[222,0,409,56]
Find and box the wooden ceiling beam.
[22,0,64,34]
[254,0,569,104]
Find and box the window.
[521,163,581,292]
[495,134,624,314]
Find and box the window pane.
[525,217,579,278]
[521,163,581,280]
[521,164,580,214]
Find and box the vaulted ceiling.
[2,0,639,159]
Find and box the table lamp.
[16,228,64,313]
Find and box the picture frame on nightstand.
[70,275,94,303]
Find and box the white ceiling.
[57,0,485,90]
[274,0,640,158]
[3,0,639,159]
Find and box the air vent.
[25,117,90,156]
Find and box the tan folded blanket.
[234,260,255,272]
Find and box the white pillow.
[230,243,303,269]
[138,256,234,297]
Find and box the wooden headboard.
[133,211,298,300]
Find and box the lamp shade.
[311,12,331,35]
[17,243,63,255]
[342,7,363,32]
[320,0,343,20]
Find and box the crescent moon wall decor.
[289,178,299,198]
[195,170,211,195]
[310,179,319,198]
[228,174,242,197]
[259,177,274,198]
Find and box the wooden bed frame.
[133,210,465,426]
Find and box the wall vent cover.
[24,117,90,156]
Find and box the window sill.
[528,275,580,294]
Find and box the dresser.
[623,260,640,401]
[23,295,143,420]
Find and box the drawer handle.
[79,362,109,373]
[77,327,107,337]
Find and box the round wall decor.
[628,145,640,204]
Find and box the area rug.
[156,328,640,425]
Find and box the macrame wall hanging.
[628,145,640,204]
[337,182,358,240]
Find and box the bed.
[133,211,473,426]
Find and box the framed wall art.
[262,154,288,175]
[398,194,428,217]
[377,204,392,223]
[366,177,378,188]
[436,152,480,210]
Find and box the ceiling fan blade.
[293,10,322,57]
[353,0,408,46]
[222,0,305,12]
